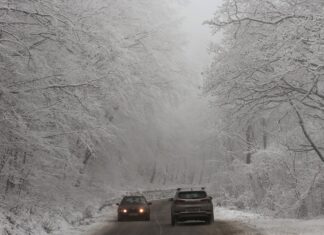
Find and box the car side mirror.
[116,203,120,206]
[148,202,152,205]
[169,198,173,201]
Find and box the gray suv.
[170,188,214,226]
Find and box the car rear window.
[121,196,146,204]
[178,191,207,199]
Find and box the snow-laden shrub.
[3,228,13,235]
[82,205,95,219]
[42,219,56,234]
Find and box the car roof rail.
[176,186,206,191]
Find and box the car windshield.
[121,196,146,204]
[178,191,207,199]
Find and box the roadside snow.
[7,190,322,235]
[214,206,324,235]
[53,205,116,235]
[0,206,52,235]
[65,203,324,235]
[54,188,174,235]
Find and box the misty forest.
[0,0,323,234]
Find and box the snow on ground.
[3,190,323,235]
[54,188,174,235]
[52,205,116,235]
[67,203,324,235]
[214,206,324,235]
[0,207,51,235]
[58,192,324,235]
[0,188,174,235]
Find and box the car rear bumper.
[118,213,149,220]
[173,211,213,221]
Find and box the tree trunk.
[261,118,267,149]
[150,162,156,184]
[246,124,254,164]
[290,100,324,163]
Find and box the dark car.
[170,188,214,226]
[116,195,151,221]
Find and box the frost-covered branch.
[289,100,324,163]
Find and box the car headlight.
[139,208,145,213]
[122,209,127,213]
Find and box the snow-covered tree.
[0,2,197,232]
[204,0,324,217]
[205,0,324,162]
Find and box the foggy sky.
[181,0,223,71]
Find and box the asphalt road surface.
[92,200,262,235]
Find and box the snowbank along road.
[91,200,262,235]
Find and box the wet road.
[92,200,262,235]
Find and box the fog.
[180,0,223,71]
[2,1,324,234]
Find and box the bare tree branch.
[289,99,324,162]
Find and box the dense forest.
[204,0,324,218]
[0,1,203,233]
[0,0,323,234]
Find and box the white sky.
[180,0,223,71]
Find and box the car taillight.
[201,198,211,203]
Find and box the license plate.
[188,208,200,212]
[129,213,138,216]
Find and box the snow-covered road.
[59,201,324,235]
[86,200,261,235]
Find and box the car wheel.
[206,214,214,225]
[171,216,176,226]
[145,214,150,221]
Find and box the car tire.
[171,216,176,226]
[206,214,214,225]
[145,214,150,221]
